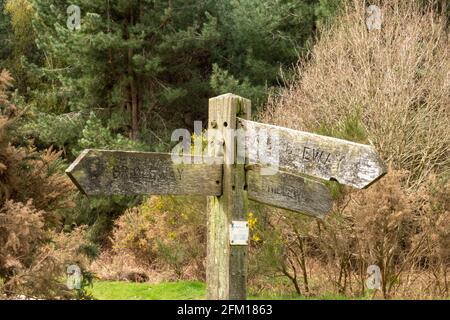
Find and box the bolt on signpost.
[66,93,386,300]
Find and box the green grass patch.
[90,281,205,300]
[89,280,356,300]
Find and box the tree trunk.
[298,238,310,294]
[129,59,139,140]
[280,261,302,296]
[128,5,139,140]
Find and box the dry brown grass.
[262,0,450,188]
[90,250,163,283]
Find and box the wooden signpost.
[241,118,386,189]
[66,93,387,300]
[66,150,222,196]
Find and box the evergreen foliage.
[26,0,331,149]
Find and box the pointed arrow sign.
[247,166,332,218]
[239,118,386,189]
[66,149,223,196]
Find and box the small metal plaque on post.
[229,221,249,245]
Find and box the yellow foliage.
[247,212,257,230]
[4,0,35,55]
[252,234,261,242]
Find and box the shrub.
[413,175,450,297]
[1,219,92,299]
[16,110,84,153]
[250,170,449,299]
[345,170,416,298]
[262,0,450,188]
[257,2,449,297]
[0,70,92,299]
[75,112,149,156]
[111,196,207,281]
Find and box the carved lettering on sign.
[302,147,332,165]
[240,118,386,189]
[111,164,177,182]
[265,184,303,202]
[66,150,222,196]
[247,169,332,218]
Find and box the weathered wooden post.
[206,94,251,300]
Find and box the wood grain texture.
[239,118,386,189]
[206,93,251,300]
[66,150,222,196]
[247,168,332,218]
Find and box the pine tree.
[29,0,330,146]
[30,0,220,143]
[209,0,324,106]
